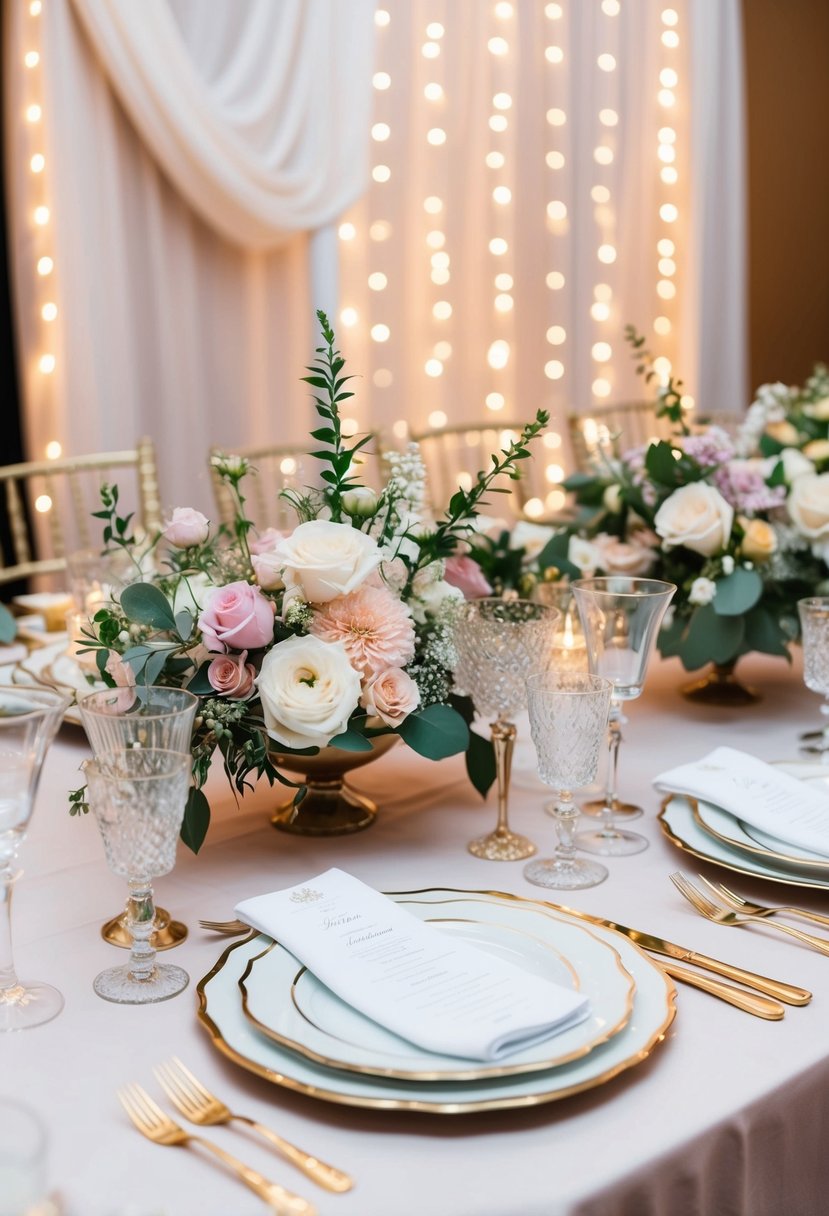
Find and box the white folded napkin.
[654,746,829,859]
[235,868,590,1062]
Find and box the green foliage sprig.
[624,325,689,435]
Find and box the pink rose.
[103,651,137,711]
[163,507,210,548]
[207,650,256,699]
[444,555,493,599]
[251,551,283,591]
[361,667,420,727]
[249,528,287,556]
[592,532,656,577]
[198,581,275,653]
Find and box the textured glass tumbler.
[0,688,70,1031]
[85,750,191,1004]
[798,598,829,753]
[79,686,197,951]
[454,598,560,860]
[524,672,613,890]
[573,577,675,856]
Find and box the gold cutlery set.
[118,1057,352,1214]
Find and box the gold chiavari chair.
[567,401,673,473]
[410,421,549,520]
[209,438,381,533]
[0,439,162,586]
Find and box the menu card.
[235,869,590,1062]
[654,747,829,858]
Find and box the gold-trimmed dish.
[196,887,675,1115]
[693,800,829,875]
[659,795,829,892]
[239,899,635,1081]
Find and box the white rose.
[274,520,382,604]
[654,484,734,557]
[251,551,284,591]
[568,536,601,578]
[256,634,361,750]
[804,397,829,421]
[509,521,555,562]
[689,577,717,606]
[788,472,829,542]
[603,485,624,514]
[411,578,463,625]
[763,449,815,483]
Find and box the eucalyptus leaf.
[0,603,16,644]
[328,727,374,753]
[180,786,210,853]
[120,583,178,632]
[397,703,469,760]
[712,568,763,617]
[466,728,496,798]
[680,604,744,669]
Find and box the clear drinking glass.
[79,686,198,950]
[524,672,613,890]
[0,688,70,1032]
[0,1099,47,1215]
[798,598,829,753]
[572,577,676,856]
[84,749,192,1004]
[453,598,560,860]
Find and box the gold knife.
[551,906,812,1006]
[659,962,785,1019]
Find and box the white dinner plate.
[197,887,675,1114]
[659,795,829,892]
[239,896,635,1081]
[693,801,829,874]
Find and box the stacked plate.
[659,764,829,892]
[197,887,675,1114]
[0,639,104,724]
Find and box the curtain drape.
[4,0,375,513]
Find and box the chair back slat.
[410,421,546,520]
[5,479,32,569]
[568,402,673,473]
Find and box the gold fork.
[118,1083,316,1216]
[199,917,251,935]
[154,1058,353,1193]
[699,876,829,931]
[670,873,829,956]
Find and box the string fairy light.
[652,6,682,370]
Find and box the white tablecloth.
[5,653,829,1216]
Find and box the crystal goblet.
[78,686,197,950]
[572,577,675,856]
[453,598,560,860]
[798,598,829,753]
[523,672,613,890]
[84,749,192,1004]
[0,688,70,1031]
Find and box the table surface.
[5,652,829,1216]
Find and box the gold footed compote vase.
[78,686,198,950]
[681,659,761,706]
[269,733,399,836]
[453,598,560,861]
[572,577,676,857]
[0,688,70,1031]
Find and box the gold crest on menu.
[290,887,324,904]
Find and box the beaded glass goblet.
[453,598,559,860]
[798,597,829,752]
[572,577,675,856]
[524,672,613,890]
[84,749,192,1004]
[0,688,70,1031]
[79,686,197,950]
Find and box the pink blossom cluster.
[680,428,735,469]
[712,463,787,513]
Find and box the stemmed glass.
[524,672,613,890]
[84,749,192,1004]
[798,598,829,753]
[78,686,198,949]
[572,577,675,856]
[0,687,70,1031]
[453,598,559,860]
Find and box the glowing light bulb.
[493,92,512,110]
[654,316,672,335]
[545,46,564,64]
[429,410,448,428]
[41,302,57,321]
[37,256,53,275]
[545,360,564,380]
[25,104,41,122]
[591,302,610,322]
[486,392,505,411]
[33,206,49,226]
[657,279,676,299]
[45,441,61,459]
[30,153,45,173]
[524,497,544,519]
[658,238,675,256]
[602,0,621,13]
[662,30,679,48]
[597,244,617,264]
[372,165,391,183]
[34,494,52,513]
[372,123,390,142]
[658,127,677,143]
[340,307,358,327]
[368,272,388,291]
[369,221,391,241]
[392,420,408,439]
[424,196,443,213]
[594,146,614,165]
[489,238,508,255]
[24,51,39,68]
[434,341,452,360]
[493,186,512,206]
[494,294,513,312]
[39,354,55,374]
[486,151,505,169]
[546,151,565,169]
[591,185,610,203]
[661,8,679,26]
[425,359,444,378]
[543,432,563,449]
[338,222,356,240]
[280,457,298,475]
[658,257,676,277]
[30,0,43,13]
[431,251,450,270]
[431,268,450,285]
[545,463,564,483]
[660,203,678,222]
[545,3,563,17]
[427,128,446,146]
[658,145,676,164]
[592,342,612,363]
[373,72,391,90]
[597,53,616,72]
[426,230,446,249]
[424,82,444,101]
[488,340,510,369]
[488,37,508,55]
[661,167,679,185]
[599,109,619,127]
[371,324,390,343]
[546,108,566,126]
[592,378,612,398]
[422,41,440,58]
[426,22,444,37]
[433,300,452,320]
[489,115,508,133]
[495,1,514,17]
[594,283,613,301]
[660,68,678,87]
[658,90,676,107]
[546,271,565,290]
[495,273,513,289]
[547,326,566,345]
[375,9,390,26]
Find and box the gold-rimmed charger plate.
[239,897,635,1081]
[659,796,829,892]
[693,800,829,875]
[197,887,675,1115]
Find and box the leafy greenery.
[624,325,689,435]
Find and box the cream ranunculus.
[788,472,829,542]
[256,634,362,750]
[763,448,815,484]
[739,518,778,562]
[804,397,829,421]
[274,520,382,604]
[654,483,734,557]
[802,439,829,463]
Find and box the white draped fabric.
[4,0,745,520]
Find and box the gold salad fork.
[199,917,250,935]
[118,1083,316,1216]
[699,877,829,931]
[155,1058,353,1193]
[670,873,829,957]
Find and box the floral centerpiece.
[70,313,547,848]
[554,336,827,685]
